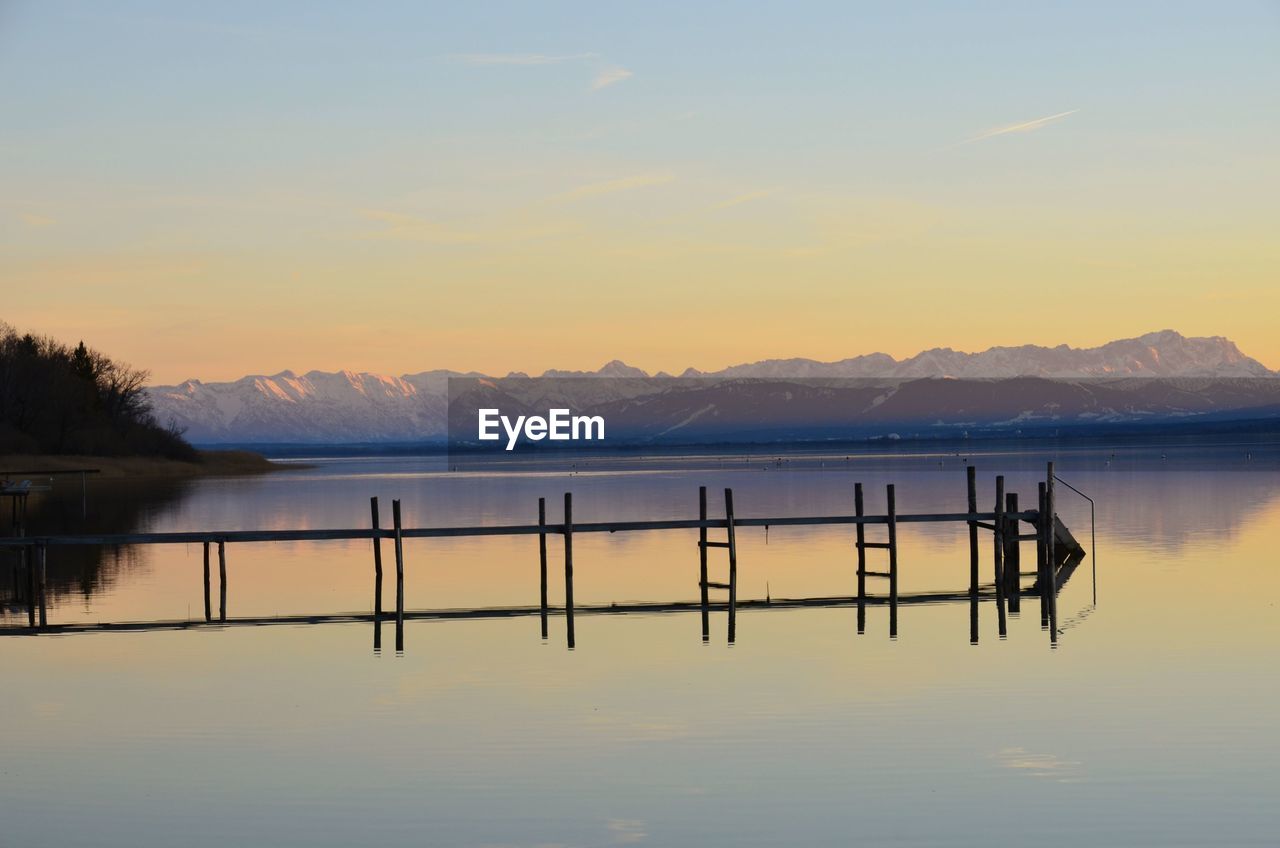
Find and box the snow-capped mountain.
[152,370,450,442]
[691,331,1273,380]
[146,331,1277,443]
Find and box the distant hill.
[146,331,1280,444]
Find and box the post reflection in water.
[345,542,1091,655]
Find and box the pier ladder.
[855,482,899,637]
[697,486,739,643]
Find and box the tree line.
[0,322,197,460]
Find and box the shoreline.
[0,450,293,479]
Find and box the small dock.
[1,463,1087,649]
[2,467,98,518]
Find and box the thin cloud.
[449,52,597,66]
[356,210,478,244]
[20,212,56,227]
[966,109,1079,143]
[712,189,777,210]
[591,66,634,91]
[355,209,577,245]
[560,173,674,202]
[448,51,633,92]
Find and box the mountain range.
[146,331,1280,444]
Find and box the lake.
[2,439,1278,846]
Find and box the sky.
[1,0,1277,383]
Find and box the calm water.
[2,441,1278,846]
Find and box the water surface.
[2,441,1277,845]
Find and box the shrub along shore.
[0,450,283,479]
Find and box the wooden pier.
[0,464,1086,648]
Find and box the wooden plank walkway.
[0,510,1042,547]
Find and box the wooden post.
[725,487,738,644]
[855,482,866,635]
[1037,482,1048,628]
[993,475,1006,638]
[1046,462,1058,645]
[6,499,12,603]
[564,492,575,649]
[202,541,211,622]
[25,545,34,628]
[393,499,405,653]
[1005,492,1020,614]
[538,497,549,640]
[370,498,384,655]
[370,497,383,617]
[21,508,33,628]
[967,465,979,596]
[967,466,978,644]
[698,486,709,643]
[217,540,227,622]
[7,497,16,615]
[36,543,46,629]
[887,483,898,638]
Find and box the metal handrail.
[1053,473,1096,604]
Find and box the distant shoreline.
[203,416,1280,460]
[0,450,291,479]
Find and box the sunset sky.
[2,1,1277,383]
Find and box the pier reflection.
[1,553,1090,655]
[1,478,191,622]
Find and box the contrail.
[966,109,1079,143]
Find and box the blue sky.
[2,1,1277,380]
